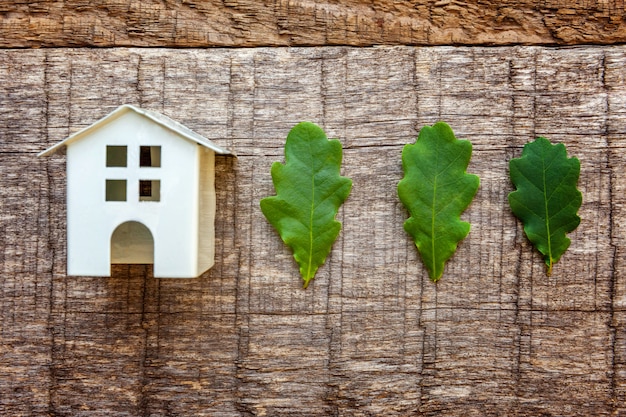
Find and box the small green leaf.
[398,122,480,282]
[260,122,352,288]
[508,137,582,275]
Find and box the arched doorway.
[110,221,154,264]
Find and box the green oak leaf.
[260,122,352,289]
[508,137,582,275]
[398,122,479,282]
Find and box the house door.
[110,221,154,264]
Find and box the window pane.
[139,180,160,202]
[106,146,127,167]
[106,180,127,201]
[140,180,152,197]
[140,146,161,167]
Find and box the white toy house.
[39,105,233,278]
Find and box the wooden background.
[1,2,625,416]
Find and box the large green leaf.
[508,137,582,275]
[260,122,352,288]
[398,122,479,282]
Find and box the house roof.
[38,104,234,157]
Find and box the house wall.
[66,111,201,278]
[197,148,216,275]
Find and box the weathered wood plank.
[0,46,625,416]
[0,1,625,48]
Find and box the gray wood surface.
[1,0,624,47]
[1,46,625,416]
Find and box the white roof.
[38,104,234,157]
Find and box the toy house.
[38,104,233,278]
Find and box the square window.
[106,146,127,167]
[139,180,160,202]
[106,180,127,201]
[140,146,161,167]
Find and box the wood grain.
[0,1,624,48]
[1,46,625,416]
